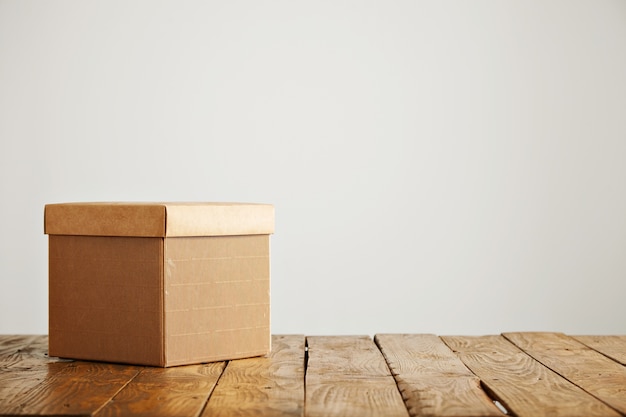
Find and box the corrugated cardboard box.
[44,202,274,367]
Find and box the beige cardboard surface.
[163,235,271,366]
[46,202,273,367]
[48,235,165,365]
[45,204,167,237]
[44,202,274,237]
[165,203,274,236]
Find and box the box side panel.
[163,235,271,366]
[49,235,164,366]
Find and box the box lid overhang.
[44,202,275,237]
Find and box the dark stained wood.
[95,362,225,417]
[0,335,56,369]
[0,335,66,416]
[1,334,625,417]
[1,360,139,416]
[442,335,621,417]
[201,335,305,417]
[305,336,409,417]
[504,332,626,415]
[0,335,141,416]
[375,334,502,417]
[574,335,626,366]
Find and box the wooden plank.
[201,334,305,417]
[1,334,625,416]
[95,362,225,417]
[442,335,620,417]
[0,335,66,415]
[0,335,41,357]
[0,335,142,416]
[375,334,502,417]
[0,360,139,416]
[305,336,409,417]
[504,332,626,415]
[0,335,58,369]
[574,335,626,366]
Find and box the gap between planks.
[1,334,625,417]
[305,335,409,417]
[502,332,626,416]
[443,333,625,417]
[201,334,305,417]
[375,334,503,417]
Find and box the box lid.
[44,202,274,237]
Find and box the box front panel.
[49,235,164,365]
[164,235,270,365]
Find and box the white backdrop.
[1,1,625,336]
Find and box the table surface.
[1,333,625,417]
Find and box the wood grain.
[442,335,620,417]
[0,335,66,415]
[1,334,625,417]
[0,335,58,369]
[504,332,626,415]
[0,335,138,416]
[95,362,226,417]
[1,360,139,416]
[305,336,408,417]
[201,335,305,417]
[375,334,501,417]
[574,335,626,365]
[0,335,41,356]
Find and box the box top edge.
[44,202,275,237]
[44,201,273,208]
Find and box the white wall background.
[1,1,625,336]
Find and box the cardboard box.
[44,202,274,367]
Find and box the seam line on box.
[170,326,270,337]
[166,302,269,312]
[166,255,268,261]
[214,279,263,284]
[214,325,270,333]
[167,279,269,287]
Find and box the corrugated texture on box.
[45,202,273,367]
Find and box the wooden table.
[1,333,625,417]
